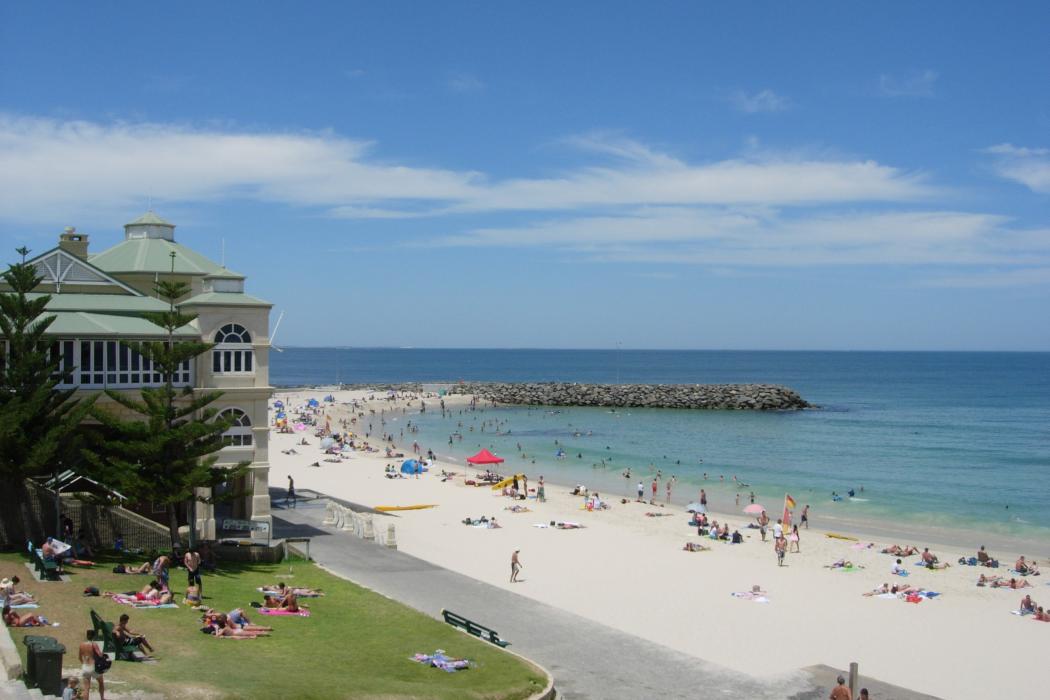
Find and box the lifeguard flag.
[785,494,797,510]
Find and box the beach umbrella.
[743,503,766,516]
[308,398,320,407]
[686,502,707,513]
[320,437,335,449]
[294,422,307,431]
[274,400,284,409]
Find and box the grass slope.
[2,553,545,700]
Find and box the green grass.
[1,553,546,700]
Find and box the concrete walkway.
[271,493,820,699]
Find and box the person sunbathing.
[925,560,951,570]
[683,542,709,552]
[921,548,939,565]
[132,580,173,604]
[201,612,270,638]
[120,562,152,574]
[829,559,855,569]
[1015,556,1040,576]
[992,577,1032,589]
[977,574,1003,587]
[225,609,273,633]
[3,605,48,627]
[1034,606,1050,622]
[0,576,34,606]
[863,583,892,596]
[184,585,201,607]
[261,584,323,597]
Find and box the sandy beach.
[269,389,1047,700]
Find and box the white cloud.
[878,69,938,97]
[727,89,789,113]
[0,115,932,226]
[447,73,485,93]
[437,208,1050,268]
[984,143,1050,194]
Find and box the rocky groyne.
[446,382,810,411]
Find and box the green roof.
[126,211,174,227]
[203,267,245,280]
[28,293,171,314]
[89,238,241,277]
[45,311,197,337]
[179,291,272,308]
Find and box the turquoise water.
[272,349,1050,543]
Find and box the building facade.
[2,212,273,540]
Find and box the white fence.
[323,500,397,549]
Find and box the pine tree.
[0,248,96,543]
[86,265,248,549]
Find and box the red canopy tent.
[466,448,505,465]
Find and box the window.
[212,323,253,375]
[75,339,191,388]
[218,408,253,447]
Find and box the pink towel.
[258,607,311,617]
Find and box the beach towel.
[876,593,898,600]
[258,607,311,617]
[731,592,769,603]
[108,594,178,609]
[531,523,549,528]
[893,570,910,577]
[10,603,38,609]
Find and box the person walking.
[537,476,546,503]
[78,633,106,700]
[650,477,658,504]
[775,536,787,567]
[801,504,810,529]
[510,550,522,582]
[637,481,644,502]
[758,510,769,542]
[700,489,707,509]
[790,524,801,553]
[286,476,296,508]
[666,476,675,504]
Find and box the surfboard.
[825,533,859,541]
[374,504,439,512]
[489,473,526,490]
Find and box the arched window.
[212,323,253,374]
[218,408,253,446]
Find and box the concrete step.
[0,680,32,700]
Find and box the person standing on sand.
[666,476,675,504]
[637,481,644,502]
[758,511,769,542]
[700,489,707,509]
[790,524,801,553]
[537,476,546,503]
[801,505,810,529]
[511,550,522,582]
[651,477,658,504]
[773,519,783,541]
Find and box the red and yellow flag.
[785,494,797,510]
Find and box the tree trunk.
[167,502,181,553]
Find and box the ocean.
[271,349,1050,547]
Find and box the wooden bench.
[440,609,509,647]
[89,609,139,660]
[27,544,60,581]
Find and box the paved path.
[271,493,819,700]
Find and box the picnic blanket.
[258,607,311,617]
[412,651,471,673]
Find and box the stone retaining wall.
[446,382,810,410]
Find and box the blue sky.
[1,2,1049,350]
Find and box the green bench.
[27,543,60,581]
[440,609,509,647]
[89,609,139,660]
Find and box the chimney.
[58,226,89,259]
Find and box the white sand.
[270,389,1046,700]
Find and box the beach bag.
[93,646,112,674]
[112,564,126,574]
[82,586,100,596]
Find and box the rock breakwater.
[446,382,810,410]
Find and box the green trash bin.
[22,634,66,696]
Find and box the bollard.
[322,501,336,525]
[386,524,397,549]
[362,514,375,540]
[848,662,858,697]
[341,507,355,532]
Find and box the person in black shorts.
[184,549,202,593]
[800,505,810,529]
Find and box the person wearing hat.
[830,675,851,700]
[0,576,33,607]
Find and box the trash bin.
[22,634,65,696]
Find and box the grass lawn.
[1,552,546,700]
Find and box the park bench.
[27,543,60,581]
[440,609,509,647]
[89,609,139,660]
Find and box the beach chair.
[440,609,509,647]
[89,609,138,660]
[27,542,60,581]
